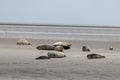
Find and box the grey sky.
[0,0,120,26]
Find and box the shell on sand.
[47,51,66,58]
[53,42,71,49]
[16,39,31,45]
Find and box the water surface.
[0,25,120,41]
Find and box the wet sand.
[0,38,120,80]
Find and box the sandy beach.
[1,0,120,79]
[0,38,120,80]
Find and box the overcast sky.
[0,0,120,26]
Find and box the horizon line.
[0,22,120,28]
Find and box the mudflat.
[0,38,120,80]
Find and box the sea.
[0,25,120,41]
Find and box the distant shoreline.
[0,23,120,28]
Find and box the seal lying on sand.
[36,45,64,52]
[36,45,55,50]
[35,56,50,60]
[55,46,64,52]
[87,53,105,59]
[47,51,66,58]
[82,46,91,52]
[16,39,31,45]
[53,42,71,50]
[109,46,113,50]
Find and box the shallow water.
[0,25,120,41]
